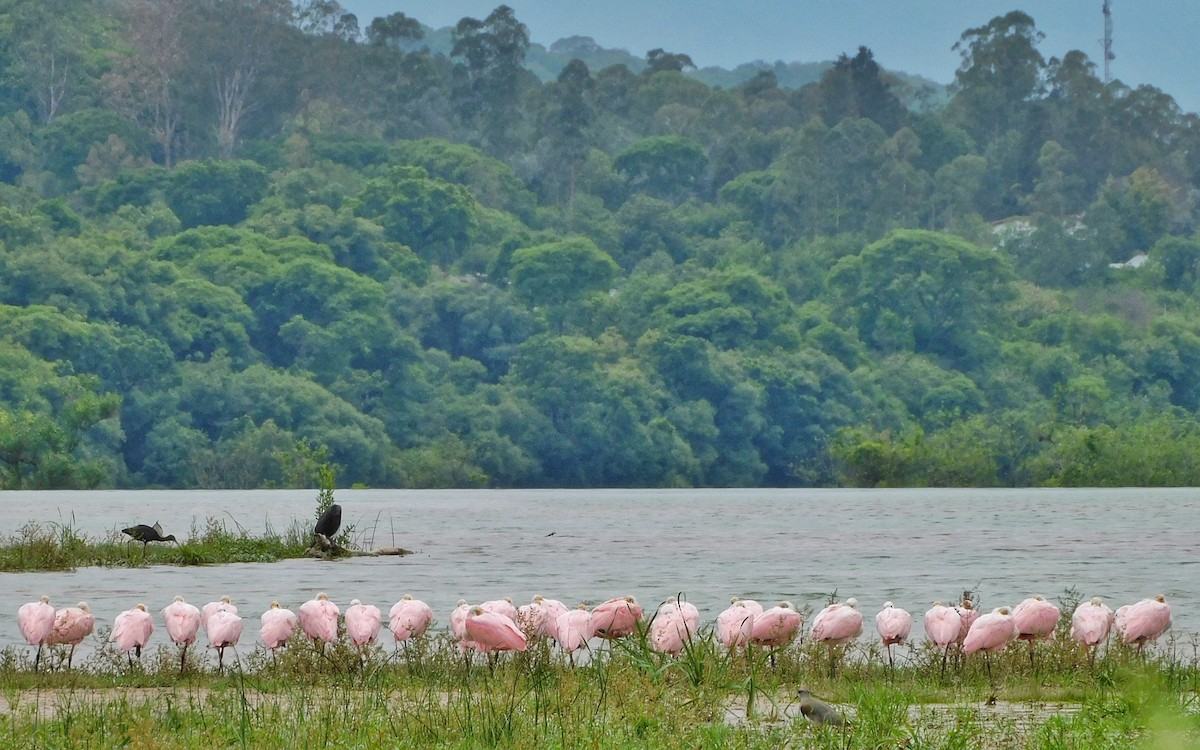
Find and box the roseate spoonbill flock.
[12,592,1175,674]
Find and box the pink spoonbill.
[812,598,863,677]
[875,602,912,670]
[201,596,237,631]
[206,607,243,671]
[1070,597,1114,665]
[111,603,154,666]
[465,605,527,671]
[450,600,475,653]
[17,596,55,671]
[299,592,340,649]
[591,596,644,639]
[1120,594,1172,650]
[749,601,803,666]
[924,601,961,677]
[1012,595,1061,668]
[963,606,1019,679]
[553,604,594,665]
[346,599,383,660]
[47,602,94,669]
[716,597,760,650]
[260,601,299,653]
[162,596,202,674]
[389,595,434,647]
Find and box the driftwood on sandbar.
[305,532,414,559]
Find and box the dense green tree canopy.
[0,3,1199,489]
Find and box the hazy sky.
[340,1,1199,114]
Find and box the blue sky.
[339,1,1199,114]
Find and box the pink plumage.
[17,596,55,647]
[716,597,759,649]
[1070,597,1113,647]
[924,602,960,648]
[48,602,95,667]
[207,608,243,670]
[963,606,1018,654]
[1121,594,1171,646]
[875,602,912,646]
[111,603,154,658]
[201,596,237,631]
[749,601,803,648]
[389,595,434,642]
[163,596,202,646]
[553,605,593,661]
[450,600,476,651]
[480,597,518,623]
[517,595,569,639]
[346,599,382,653]
[591,596,643,639]
[955,601,980,644]
[465,606,527,655]
[1013,595,1060,642]
[299,592,340,644]
[260,601,299,651]
[812,599,863,645]
[649,597,697,656]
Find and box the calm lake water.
[2,488,1196,663]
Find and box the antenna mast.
[1101,0,1114,83]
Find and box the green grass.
[2,624,1198,749]
[0,517,313,571]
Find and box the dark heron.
[121,522,177,551]
[314,503,342,540]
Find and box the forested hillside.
[3,1,1200,490]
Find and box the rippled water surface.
[2,488,1197,658]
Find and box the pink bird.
[47,602,94,668]
[299,592,340,647]
[649,597,698,656]
[465,605,527,669]
[480,597,519,623]
[1013,595,1061,667]
[716,597,760,650]
[260,601,299,652]
[812,598,863,676]
[875,602,913,669]
[450,600,475,652]
[17,595,55,671]
[553,604,594,665]
[388,594,434,645]
[924,601,961,676]
[206,607,243,671]
[111,603,154,664]
[517,595,569,639]
[201,596,237,631]
[749,601,803,665]
[1121,594,1172,649]
[963,606,1018,679]
[1113,604,1131,641]
[346,599,382,658]
[162,595,202,674]
[591,596,644,639]
[1071,597,1113,664]
[955,599,980,645]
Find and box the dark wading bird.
[121,522,177,551]
[314,503,342,541]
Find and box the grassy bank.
[2,625,1197,749]
[0,517,312,571]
